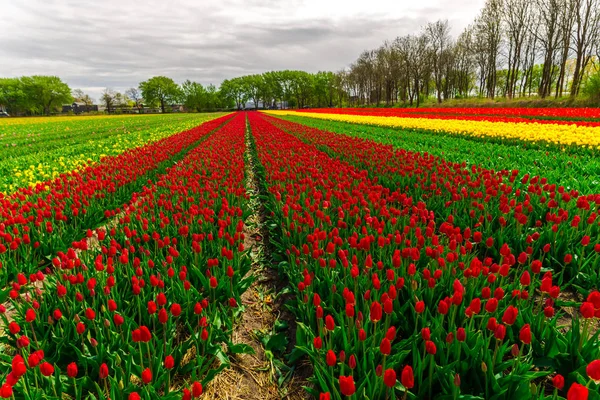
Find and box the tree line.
[0,76,73,115]
[340,0,600,106]
[0,72,343,115]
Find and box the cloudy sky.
[0,0,485,100]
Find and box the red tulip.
[114,314,124,326]
[425,340,436,355]
[0,384,12,399]
[339,375,356,396]
[326,350,337,366]
[401,366,414,389]
[170,303,182,317]
[386,327,397,341]
[67,362,78,378]
[370,301,382,322]
[142,368,152,384]
[159,308,169,324]
[421,327,430,340]
[25,308,36,322]
[85,308,96,320]
[314,336,323,349]
[99,363,109,379]
[501,306,518,325]
[12,355,26,378]
[380,338,391,355]
[485,298,498,313]
[494,324,506,341]
[148,301,157,314]
[40,362,54,377]
[567,383,588,400]
[586,359,600,382]
[519,324,532,345]
[358,329,367,341]
[165,355,175,369]
[28,353,41,368]
[192,381,203,397]
[383,368,396,388]
[438,300,449,315]
[17,335,30,348]
[457,327,466,342]
[520,271,531,286]
[415,301,425,313]
[325,315,335,331]
[581,302,594,318]
[348,355,357,370]
[552,374,564,390]
[8,322,20,335]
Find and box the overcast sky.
[0,0,485,100]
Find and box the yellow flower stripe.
[263,110,600,149]
[0,114,167,126]
[1,113,228,194]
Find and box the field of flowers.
[0,113,225,194]
[1,108,600,399]
[268,109,600,150]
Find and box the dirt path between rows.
[200,115,311,399]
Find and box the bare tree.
[453,27,477,97]
[534,0,563,98]
[503,0,532,98]
[72,89,94,108]
[125,87,143,113]
[474,0,503,98]
[570,0,600,96]
[100,88,116,114]
[555,0,577,97]
[426,20,453,103]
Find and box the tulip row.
[0,114,234,285]
[264,110,600,151]
[299,108,600,126]
[294,107,600,122]
[264,114,600,291]
[0,113,226,194]
[248,111,600,399]
[0,113,251,399]
[275,115,600,202]
[402,107,600,119]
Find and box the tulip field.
[0,114,225,194]
[1,109,600,400]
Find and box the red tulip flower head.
[586,360,600,383]
[567,383,588,400]
[339,375,356,396]
[401,366,414,389]
[383,369,396,388]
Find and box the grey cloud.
[0,0,484,100]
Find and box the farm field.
[0,113,226,194]
[2,109,600,400]
[270,108,600,149]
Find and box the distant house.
[243,100,288,110]
[62,102,98,114]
